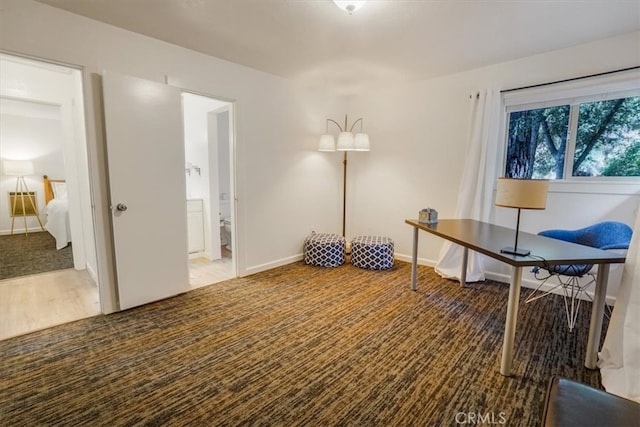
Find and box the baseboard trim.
[394,253,436,267]
[394,252,616,306]
[86,264,98,284]
[244,251,617,306]
[484,271,616,306]
[0,228,48,236]
[244,254,303,276]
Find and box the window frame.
[500,69,640,187]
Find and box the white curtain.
[435,89,501,282]
[598,209,640,402]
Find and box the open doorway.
[0,53,99,339]
[182,92,236,287]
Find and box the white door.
[102,71,189,310]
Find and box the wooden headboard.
[43,175,65,204]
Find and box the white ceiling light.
[332,0,366,15]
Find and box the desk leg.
[585,264,609,369]
[411,227,418,291]
[500,266,523,376]
[460,247,468,286]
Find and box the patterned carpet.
[0,232,73,280]
[0,261,606,426]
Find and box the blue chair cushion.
[547,264,593,277]
[539,221,632,250]
[537,221,632,277]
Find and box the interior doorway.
[0,53,100,339]
[181,92,236,287]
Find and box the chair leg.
[527,271,601,331]
[559,274,596,332]
[562,277,582,332]
[524,276,563,304]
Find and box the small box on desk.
[418,208,438,225]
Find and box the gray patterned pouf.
[351,236,394,270]
[303,233,346,267]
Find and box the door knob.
[116,203,128,212]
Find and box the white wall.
[218,110,231,217]
[0,0,345,312]
[183,93,226,200]
[3,1,636,311]
[0,108,64,233]
[347,31,640,300]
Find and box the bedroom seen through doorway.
[0,53,100,339]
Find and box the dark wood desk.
[406,219,626,376]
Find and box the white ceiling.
[36,0,640,94]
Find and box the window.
[505,105,570,179]
[503,80,640,180]
[574,98,640,177]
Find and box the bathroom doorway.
[182,92,236,287]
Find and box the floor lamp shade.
[4,160,34,176]
[336,132,355,151]
[318,116,370,153]
[495,178,549,256]
[318,134,336,151]
[353,133,370,151]
[317,115,370,238]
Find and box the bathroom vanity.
[187,199,204,254]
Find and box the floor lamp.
[319,115,370,239]
[4,160,45,235]
[495,177,549,256]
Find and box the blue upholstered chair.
[525,221,632,331]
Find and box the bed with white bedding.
[43,175,71,250]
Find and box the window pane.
[573,96,640,177]
[504,105,570,179]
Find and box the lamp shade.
[495,178,549,210]
[353,133,370,151]
[336,132,355,151]
[318,134,336,151]
[3,160,34,176]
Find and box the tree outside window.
[504,96,640,179]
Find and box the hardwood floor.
[0,269,100,340]
[0,249,235,340]
[189,247,234,289]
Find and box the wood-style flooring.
[0,269,100,340]
[0,249,235,340]
[189,248,234,288]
